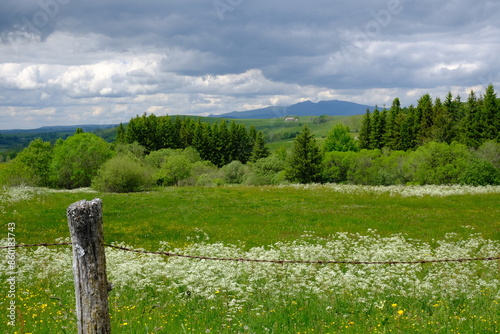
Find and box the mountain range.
[210,100,375,119]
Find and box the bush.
[145,149,178,168]
[322,151,357,183]
[404,142,470,185]
[159,155,193,186]
[221,161,246,184]
[248,156,285,185]
[3,139,53,187]
[371,150,409,185]
[474,140,500,169]
[51,133,113,189]
[92,155,155,193]
[182,161,219,186]
[114,142,147,159]
[347,149,382,185]
[460,159,500,186]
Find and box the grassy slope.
[4,186,499,250]
[0,114,363,154]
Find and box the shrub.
[159,155,193,186]
[92,155,155,193]
[3,139,53,187]
[404,142,470,185]
[51,133,113,189]
[322,151,357,183]
[221,161,246,184]
[181,161,219,186]
[371,150,409,185]
[460,159,500,186]
[347,149,382,185]
[114,142,147,159]
[474,140,500,169]
[249,156,285,185]
[145,149,178,168]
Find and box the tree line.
[118,114,270,167]
[359,84,500,150]
[1,86,499,191]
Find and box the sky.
[0,0,499,129]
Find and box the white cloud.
[1,1,500,129]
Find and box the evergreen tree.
[250,131,271,162]
[285,125,323,183]
[379,107,387,147]
[444,92,461,142]
[226,121,239,163]
[369,107,383,149]
[430,97,452,143]
[116,123,126,143]
[481,84,499,141]
[235,123,253,163]
[172,117,184,149]
[248,125,258,147]
[417,94,434,144]
[179,117,195,148]
[400,106,417,151]
[142,113,160,152]
[218,120,230,165]
[358,108,372,149]
[462,90,482,148]
[385,98,402,150]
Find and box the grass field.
[1,185,499,333]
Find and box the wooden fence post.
[67,198,111,334]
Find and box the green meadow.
[3,185,500,249]
[1,185,499,333]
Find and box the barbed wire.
[2,242,500,265]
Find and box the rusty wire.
[2,242,499,265]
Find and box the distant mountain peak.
[211,100,375,119]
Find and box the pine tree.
[431,97,453,143]
[385,98,402,150]
[369,107,382,149]
[250,131,270,162]
[379,107,387,147]
[400,105,417,151]
[358,108,372,149]
[218,120,230,165]
[285,125,323,183]
[417,94,434,144]
[444,92,459,142]
[481,84,499,141]
[462,90,482,148]
[116,123,126,143]
[179,117,195,148]
[158,116,175,149]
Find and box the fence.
[2,198,500,334]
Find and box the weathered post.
[67,198,111,334]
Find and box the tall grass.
[1,185,499,333]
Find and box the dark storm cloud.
[1,0,499,128]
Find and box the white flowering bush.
[2,232,498,305]
[279,183,500,197]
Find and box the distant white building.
[284,117,298,122]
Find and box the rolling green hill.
[0,114,363,157]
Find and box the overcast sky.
[1,0,499,129]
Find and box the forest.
[0,85,499,191]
